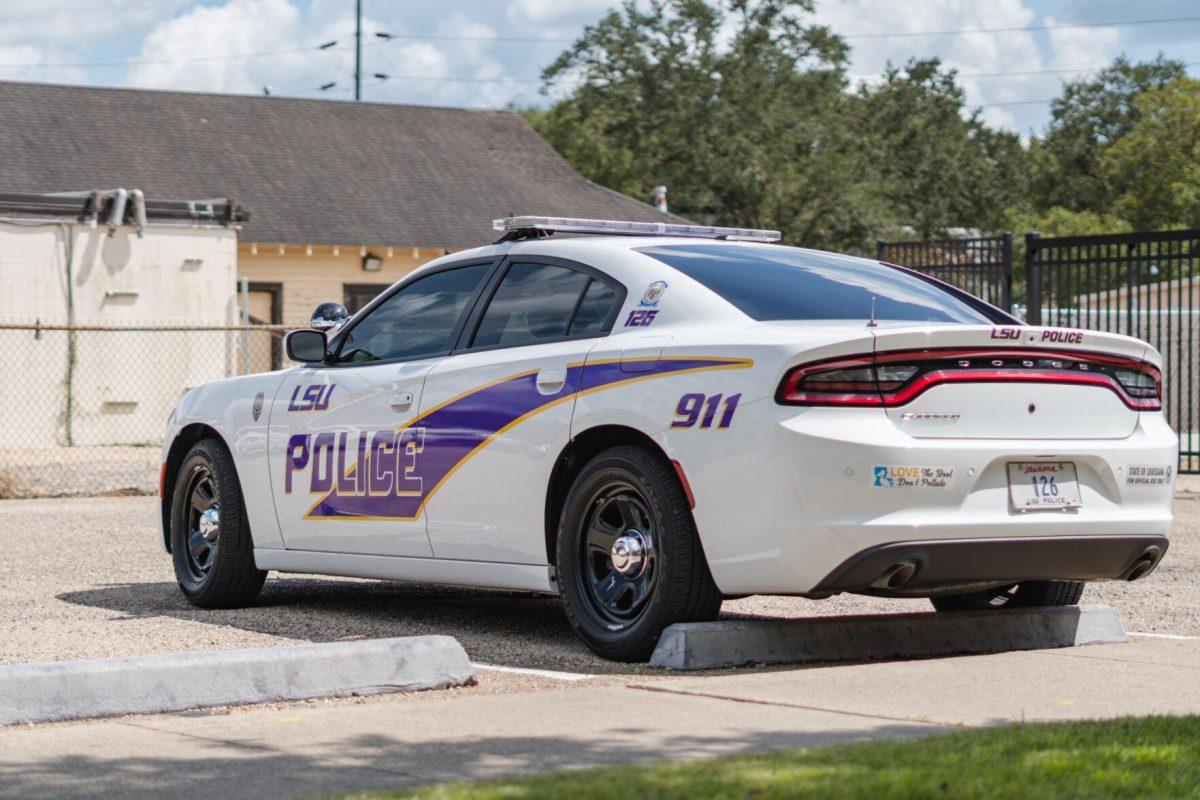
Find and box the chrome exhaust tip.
[1124,546,1163,582]
[872,559,919,590]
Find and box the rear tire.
[556,445,721,662]
[169,439,266,608]
[930,580,1085,612]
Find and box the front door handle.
[390,391,414,411]
[535,368,567,395]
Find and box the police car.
[161,216,1177,661]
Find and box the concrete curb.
[650,604,1126,670]
[0,635,475,725]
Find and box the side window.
[336,264,490,363]
[471,262,591,349]
[568,279,619,336]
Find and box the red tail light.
[777,348,1162,410]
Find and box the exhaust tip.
[1125,546,1162,582]
[873,559,919,590]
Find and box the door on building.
[267,259,498,557]
[243,282,282,372]
[420,257,625,564]
[344,283,391,314]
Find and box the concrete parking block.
[0,635,474,725]
[650,604,1125,670]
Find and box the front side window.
[639,244,994,324]
[471,262,593,349]
[336,264,490,363]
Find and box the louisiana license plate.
[1007,462,1082,510]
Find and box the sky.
[1,0,1198,134]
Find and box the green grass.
[340,716,1200,800]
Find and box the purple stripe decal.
[305,357,748,520]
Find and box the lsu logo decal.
[640,280,668,307]
[625,309,658,327]
[288,384,335,411]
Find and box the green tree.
[1032,54,1187,214]
[529,0,890,251]
[1101,78,1200,230]
[859,58,1026,239]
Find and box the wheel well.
[544,425,674,565]
[161,423,227,551]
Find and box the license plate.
[1007,462,1082,510]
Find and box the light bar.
[493,215,781,243]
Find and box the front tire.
[556,445,721,661]
[930,580,1085,612]
[170,439,266,608]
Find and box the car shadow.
[56,576,680,675]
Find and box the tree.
[1101,78,1200,230]
[1032,54,1187,214]
[858,59,1026,239]
[529,0,890,251]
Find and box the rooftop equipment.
[493,216,781,243]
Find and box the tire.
[555,445,721,661]
[930,580,1085,612]
[169,439,266,608]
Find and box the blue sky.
[2,0,1198,134]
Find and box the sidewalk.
[2,636,1197,800]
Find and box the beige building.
[0,81,680,347]
[0,192,245,447]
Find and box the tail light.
[777,349,1162,410]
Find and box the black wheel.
[556,445,721,661]
[170,439,266,608]
[930,580,1085,612]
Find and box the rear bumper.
[811,534,1168,597]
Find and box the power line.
[841,14,1200,40]
[0,41,353,70]
[957,60,1200,79]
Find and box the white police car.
[161,216,1177,661]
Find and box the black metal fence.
[880,229,1199,474]
[877,233,1013,313]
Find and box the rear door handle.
[390,391,414,411]
[535,368,567,395]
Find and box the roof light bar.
[492,216,781,243]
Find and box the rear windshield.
[638,243,993,324]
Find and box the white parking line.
[472,662,600,682]
[1126,631,1197,640]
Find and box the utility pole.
[354,0,363,100]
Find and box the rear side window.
[638,244,992,324]
[472,262,592,349]
[568,279,619,336]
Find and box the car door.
[420,258,626,564]
[268,260,497,557]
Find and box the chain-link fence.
[0,322,292,498]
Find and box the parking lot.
[3,478,1199,672]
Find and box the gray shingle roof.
[0,81,678,248]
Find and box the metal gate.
[878,229,1198,473]
[877,233,1013,312]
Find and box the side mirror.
[310,302,349,332]
[285,329,328,363]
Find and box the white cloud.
[505,0,613,26]
[123,0,313,93]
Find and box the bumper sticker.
[1126,465,1173,486]
[872,465,955,490]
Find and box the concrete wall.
[238,245,441,326]
[0,222,238,448]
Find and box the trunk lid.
[871,324,1154,440]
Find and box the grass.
[338,716,1200,800]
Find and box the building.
[0,192,245,448]
[0,81,678,331]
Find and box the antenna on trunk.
[867,296,878,328]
